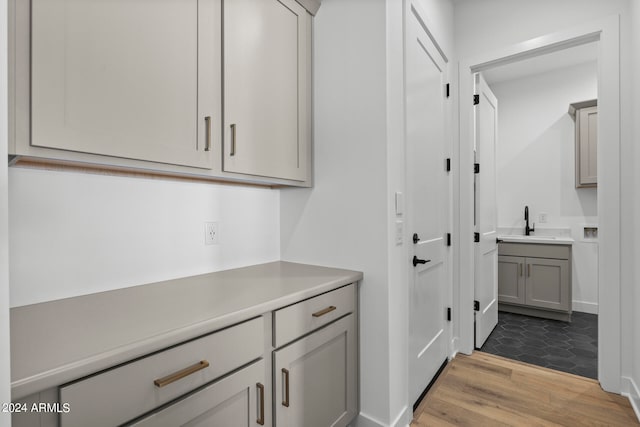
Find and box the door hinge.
[473,94,479,105]
[447,233,451,246]
[474,300,480,311]
[447,307,452,321]
[474,232,480,243]
[446,158,451,172]
[446,83,450,98]
[474,163,480,174]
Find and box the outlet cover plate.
[205,222,219,245]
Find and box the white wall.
[455,0,634,397]
[1,0,13,423]
[630,0,640,417]
[9,168,280,307]
[491,61,599,313]
[280,1,391,424]
[281,0,454,425]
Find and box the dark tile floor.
[480,311,598,379]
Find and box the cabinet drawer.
[274,284,355,348]
[498,243,571,259]
[60,317,264,427]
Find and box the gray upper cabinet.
[10,0,312,186]
[569,100,597,188]
[223,0,311,182]
[29,0,220,169]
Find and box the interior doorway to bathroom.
[477,43,599,379]
[459,16,621,392]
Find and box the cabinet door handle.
[153,360,209,388]
[204,116,212,152]
[519,263,522,277]
[230,124,237,156]
[527,264,531,277]
[256,382,265,425]
[312,306,336,317]
[282,368,290,407]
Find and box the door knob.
[413,256,431,267]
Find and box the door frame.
[457,16,621,392]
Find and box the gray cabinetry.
[131,360,266,427]
[10,0,312,187]
[272,285,358,427]
[498,243,572,321]
[27,0,220,170]
[223,0,311,182]
[569,99,597,188]
[497,255,525,305]
[10,263,361,427]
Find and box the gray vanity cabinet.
[497,255,526,305]
[498,243,572,321]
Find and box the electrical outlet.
[204,222,219,245]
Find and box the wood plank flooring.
[412,351,639,427]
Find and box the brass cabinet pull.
[230,124,237,156]
[282,368,290,407]
[527,264,531,277]
[312,306,337,318]
[153,360,210,388]
[204,116,211,151]
[519,263,522,277]
[256,382,265,425]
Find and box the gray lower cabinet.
[12,282,359,427]
[130,360,266,427]
[273,315,357,427]
[498,243,572,321]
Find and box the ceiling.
[482,42,598,85]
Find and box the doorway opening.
[459,16,621,392]
[477,43,599,379]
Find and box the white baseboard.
[572,300,598,314]
[353,412,385,427]
[622,376,640,423]
[391,405,412,427]
[353,406,412,427]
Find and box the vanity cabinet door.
[498,256,526,305]
[525,258,570,311]
[130,360,267,427]
[30,0,220,169]
[273,314,357,427]
[223,0,311,182]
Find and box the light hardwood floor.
[412,351,639,426]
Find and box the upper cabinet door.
[30,0,220,169]
[223,0,311,182]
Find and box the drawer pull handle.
[230,123,237,156]
[257,382,265,425]
[282,368,290,407]
[312,306,337,317]
[153,360,210,388]
[204,116,212,151]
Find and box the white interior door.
[474,73,499,348]
[406,4,449,404]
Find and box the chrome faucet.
[525,206,535,236]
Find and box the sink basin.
[498,235,574,245]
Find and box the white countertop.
[10,261,363,399]
[498,234,575,245]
